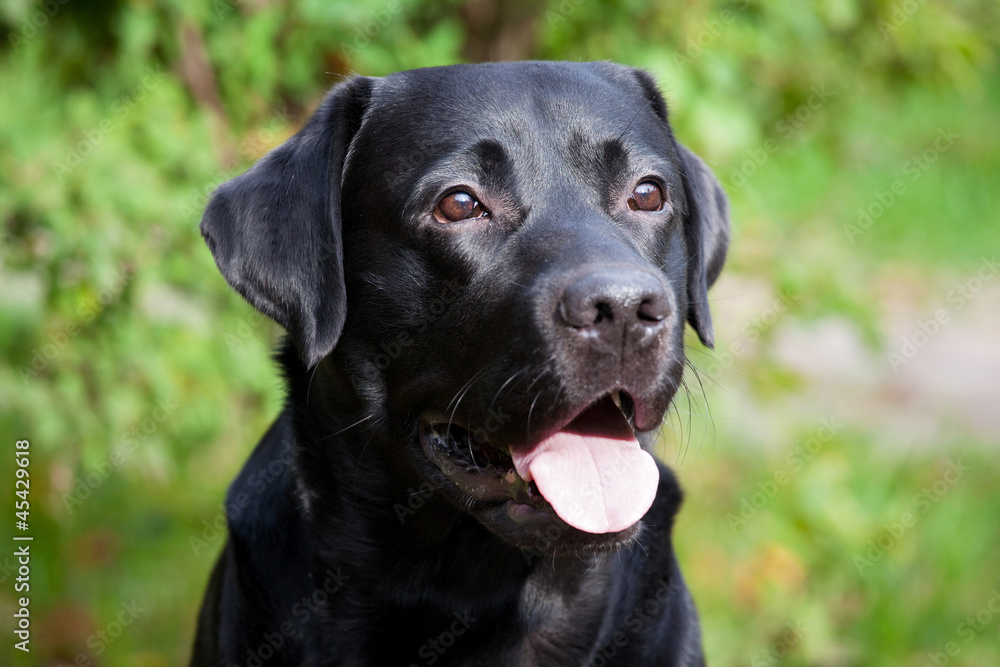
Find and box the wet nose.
[557,268,670,350]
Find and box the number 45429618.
[15,439,29,523]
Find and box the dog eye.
[436,191,488,223]
[627,181,664,212]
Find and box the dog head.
[202,62,728,553]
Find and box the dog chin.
[473,501,645,555]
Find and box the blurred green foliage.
[1,0,998,665]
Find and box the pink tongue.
[509,404,659,534]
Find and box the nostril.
[637,297,669,324]
[557,268,670,335]
[594,302,614,325]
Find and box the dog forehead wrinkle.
[353,71,671,220]
[401,139,528,224]
[368,63,653,151]
[472,138,515,190]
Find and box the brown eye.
[436,191,488,223]
[628,181,664,212]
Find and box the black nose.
[557,268,670,350]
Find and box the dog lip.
[524,388,641,449]
[420,387,644,456]
[417,418,526,503]
[417,387,647,490]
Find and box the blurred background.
[1,0,999,664]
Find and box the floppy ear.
[627,68,729,349]
[201,76,374,368]
[675,143,729,349]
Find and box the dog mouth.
[419,390,660,537]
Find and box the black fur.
[192,61,728,666]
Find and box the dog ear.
[201,77,374,368]
[675,143,729,349]
[626,68,729,349]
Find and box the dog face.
[202,62,728,553]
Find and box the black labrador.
[191,61,728,666]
